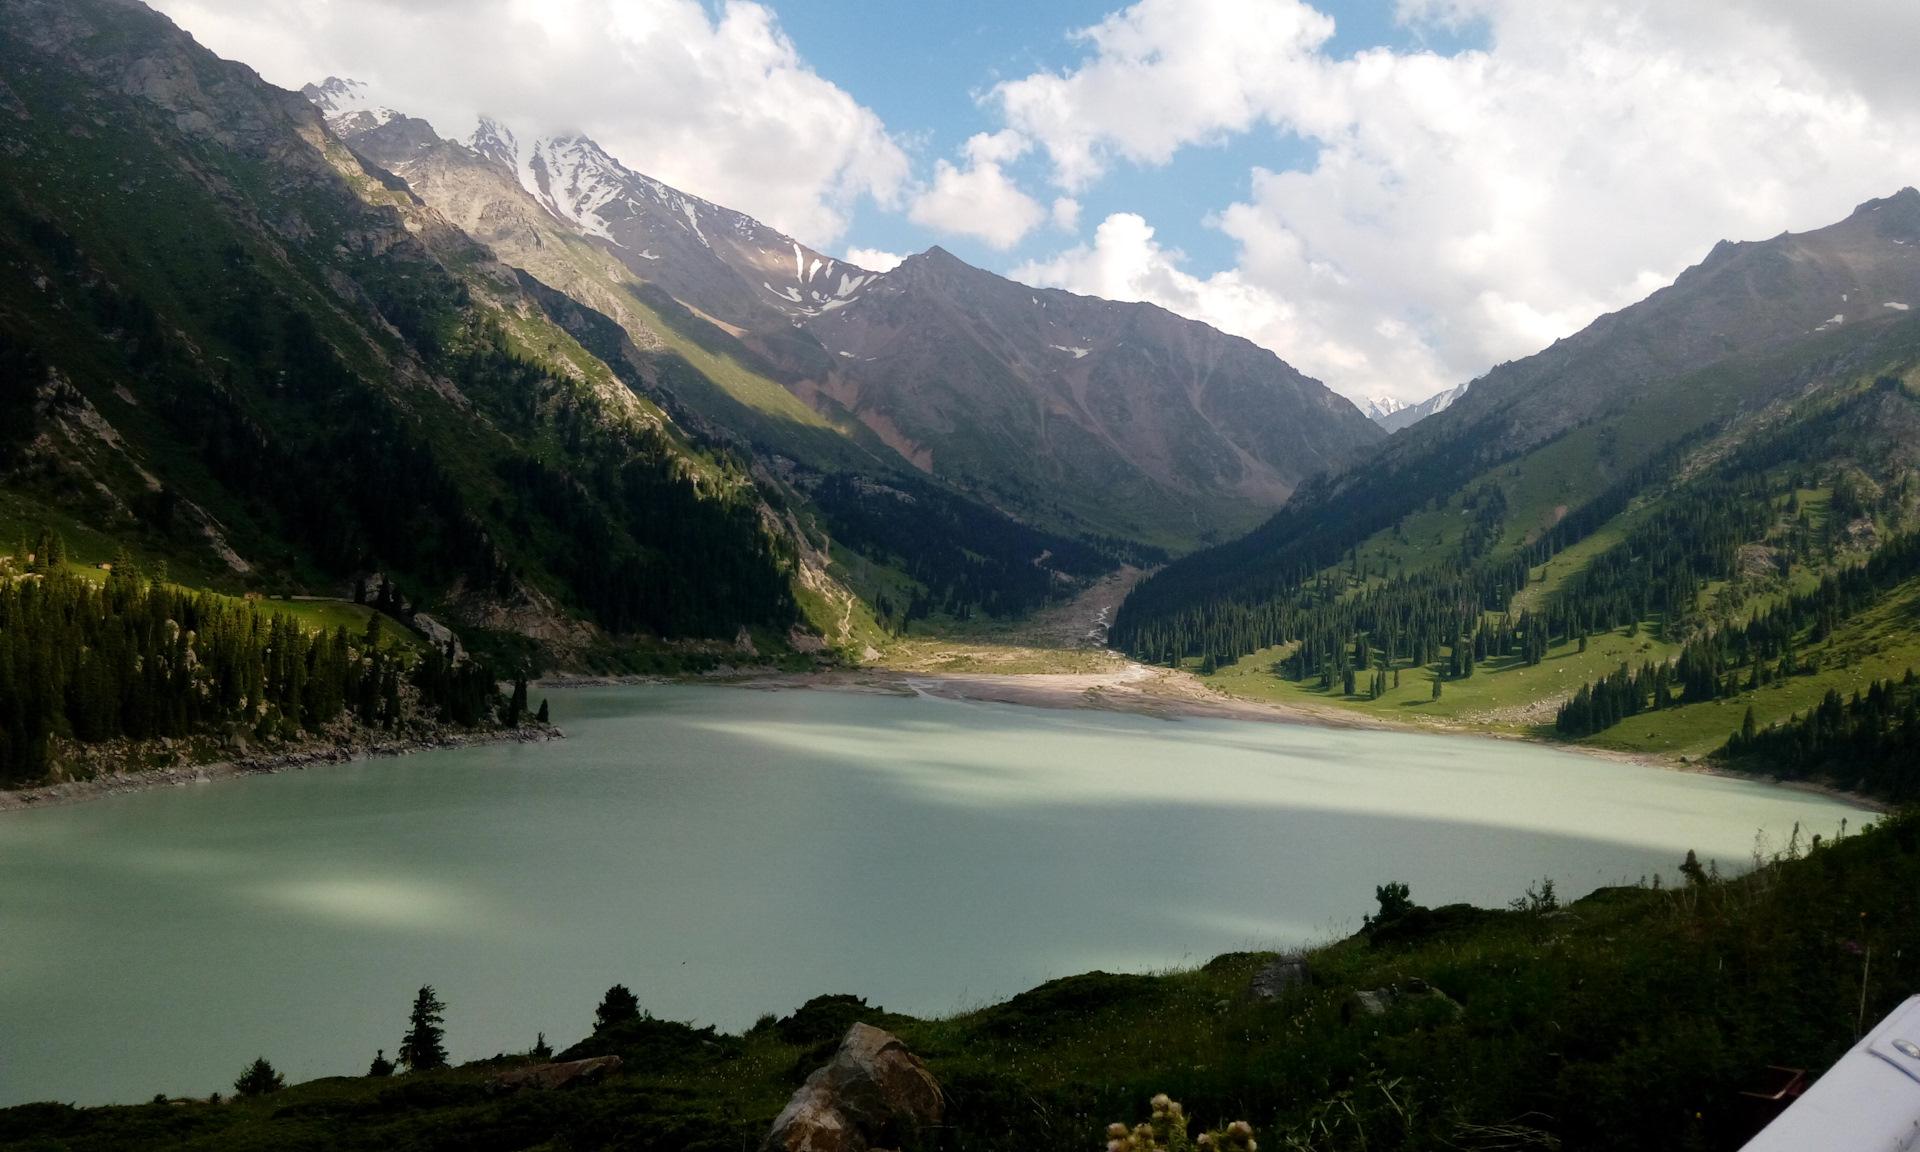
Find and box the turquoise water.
[0,685,1868,1105]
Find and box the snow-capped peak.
[469,116,519,173]
[301,77,401,132]
[1363,395,1408,422]
[1369,382,1470,432]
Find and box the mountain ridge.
[306,77,1385,554]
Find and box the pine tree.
[368,1049,395,1077]
[233,1057,284,1097]
[507,676,527,726]
[397,985,448,1072]
[595,984,642,1031]
[535,698,550,724]
[1679,849,1708,886]
[1432,676,1443,700]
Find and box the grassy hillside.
[1117,299,1920,799]
[7,808,1914,1152]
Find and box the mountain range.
[306,78,1382,554]
[0,0,1382,681]
[10,0,1920,789]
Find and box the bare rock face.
[762,1023,942,1152]
[484,1055,621,1096]
[1246,956,1310,1001]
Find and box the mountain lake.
[0,684,1872,1105]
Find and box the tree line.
[1715,671,1920,801]
[0,543,512,785]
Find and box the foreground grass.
[7,812,1915,1152]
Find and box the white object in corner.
[1743,994,1920,1151]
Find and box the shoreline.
[645,660,1892,814]
[0,726,565,813]
[3,659,1881,816]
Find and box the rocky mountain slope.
[0,0,804,665]
[804,247,1381,548]
[307,80,1382,554]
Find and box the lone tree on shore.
[233,1057,284,1097]
[398,986,449,1072]
[595,984,642,1031]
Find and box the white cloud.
[906,130,1048,250]
[843,247,905,273]
[1051,197,1082,231]
[149,0,908,247]
[997,0,1920,402]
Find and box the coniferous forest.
[0,538,507,786]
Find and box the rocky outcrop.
[762,1024,943,1152]
[1246,956,1310,1001]
[484,1055,620,1096]
[1341,978,1463,1023]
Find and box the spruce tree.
[233,1057,284,1097]
[536,698,550,724]
[397,985,449,1072]
[595,984,642,1031]
[368,1049,395,1077]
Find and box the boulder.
[1341,978,1463,1024]
[762,1023,943,1152]
[1246,956,1310,1001]
[484,1055,621,1096]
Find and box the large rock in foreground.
[762,1023,943,1152]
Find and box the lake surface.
[0,684,1869,1105]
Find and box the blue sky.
[157,0,1920,403]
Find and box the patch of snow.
[679,200,707,246]
[838,350,855,357]
[1049,344,1091,358]
[793,243,804,281]
[635,249,661,261]
[1817,313,1845,329]
[807,258,823,281]
[1886,301,1911,311]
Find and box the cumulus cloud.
[907,130,1049,250]
[843,247,905,272]
[1051,197,1082,231]
[149,0,908,246]
[1000,0,1920,402]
